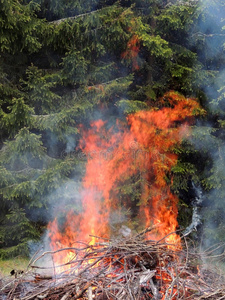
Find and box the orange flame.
[121,34,140,70]
[48,91,201,271]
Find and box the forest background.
[0,0,225,258]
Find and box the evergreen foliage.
[0,0,225,257]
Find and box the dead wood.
[2,229,225,300]
[34,274,53,280]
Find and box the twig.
[3,230,225,300]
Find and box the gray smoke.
[189,0,225,247]
[184,183,203,236]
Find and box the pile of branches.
[1,228,225,300]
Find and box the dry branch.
[2,229,225,300]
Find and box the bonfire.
[2,92,219,299]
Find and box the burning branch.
[2,230,225,299]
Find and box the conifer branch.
[191,32,225,38]
[50,9,103,25]
[88,76,131,87]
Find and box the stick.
[87,287,92,300]
[61,291,71,300]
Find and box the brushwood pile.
[1,229,225,300]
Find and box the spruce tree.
[1,0,223,256]
[189,0,225,246]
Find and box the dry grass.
[0,257,29,277]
